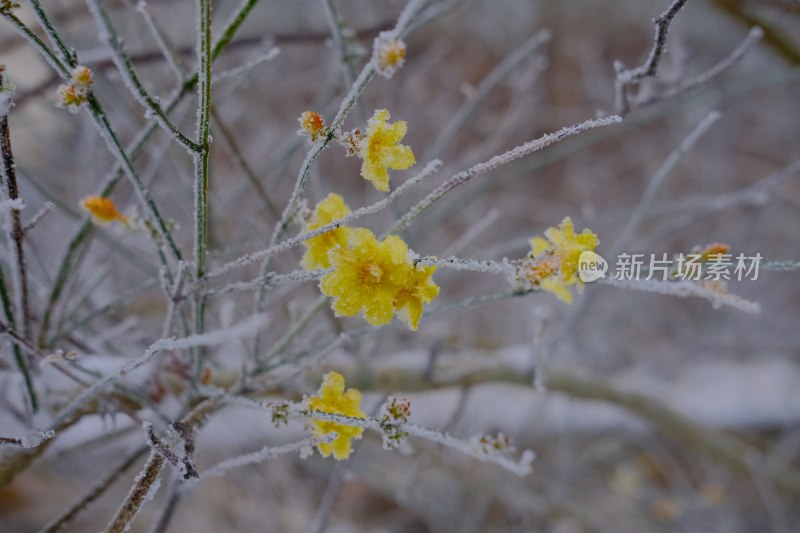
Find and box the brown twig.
[0,436,23,446]
[104,452,166,533]
[613,0,690,115]
[38,446,148,533]
[0,68,32,341]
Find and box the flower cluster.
[56,66,93,113]
[471,432,515,457]
[379,397,411,449]
[319,228,439,330]
[306,371,366,460]
[299,106,416,192]
[80,195,128,226]
[519,216,599,303]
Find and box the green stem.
[0,263,36,411]
[87,0,201,152]
[192,0,212,380]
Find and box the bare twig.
[21,201,54,236]
[613,0,690,115]
[39,446,148,533]
[103,452,165,533]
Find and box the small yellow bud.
[71,65,94,89]
[80,195,128,226]
[374,32,407,78]
[298,111,326,141]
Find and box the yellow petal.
[530,236,551,257]
[540,276,573,304]
[384,144,415,171]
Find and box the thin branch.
[427,28,552,158]
[38,446,148,533]
[386,116,622,236]
[609,110,721,253]
[0,68,36,412]
[0,70,32,341]
[50,314,266,429]
[22,201,54,235]
[103,452,165,533]
[640,26,763,106]
[202,159,441,282]
[86,0,201,152]
[613,0,690,115]
[34,0,265,348]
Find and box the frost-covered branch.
[51,314,266,429]
[203,159,441,282]
[602,278,761,313]
[104,452,165,533]
[613,0,690,115]
[189,434,335,485]
[86,0,201,153]
[387,116,622,235]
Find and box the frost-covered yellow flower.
[297,110,325,141]
[300,193,351,270]
[57,83,88,114]
[394,265,439,331]
[373,31,407,78]
[320,228,411,326]
[80,196,128,226]
[526,217,599,303]
[358,109,415,192]
[308,371,366,460]
[71,65,94,89]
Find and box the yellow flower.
[359,109,415,192]
[394,265,439,331]
[71,65,93,89]
[320,228,411,326]
[297,110,325,141]
[373,31,407,78]
[526,217,599,303]
[300,193,352,270]
[80,196,128,226]
[697,242,730,262]
[308,371,366,460]
[57,83,88,113]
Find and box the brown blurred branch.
[326,365,800,499]
[613,0,690,115]
[712,0,800,64]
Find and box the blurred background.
[1,0,799,531]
